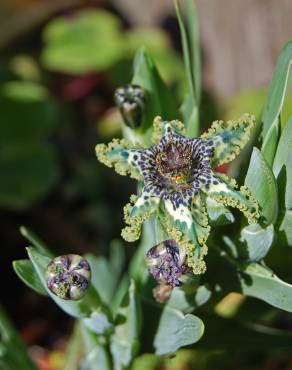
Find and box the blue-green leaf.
[245,147,278,224]
[110,280,141,370]
[240,224,274,261]
[154,306,204,355]
[240,263,292,312]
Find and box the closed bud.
[114,84,145,128]
[46,254,91,300]
[146,240,190,288]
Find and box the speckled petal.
[95,139,144,180]
[201,113,256,166]
[130,189,160,218]
[121,193,159,243]
[160,193,209,275]
[200,172,259,224]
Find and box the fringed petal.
[152,116,186,144]
[200,172,259,224]
[121,194,159,242]
[201,113,256,166]
[95,139,143,180]
[160,194,209,275]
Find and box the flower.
[114,84,145,128]
[46,254,91,300]
[146,239,190,287]
[96,114,259,274]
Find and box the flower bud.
[46,254,91,300]
[114,84,145,128]
[146,240,190,288]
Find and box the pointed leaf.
[245,147,278,224]
[13,259,47,296]
[110,280,141,370]
[261,41,292,164]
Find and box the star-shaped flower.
[96,114,259,274]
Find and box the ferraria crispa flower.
[96,114,259,274]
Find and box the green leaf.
[41,9,124,74]
[279,210,292,246]
[206,197,235,226]
[20,226,53,257]
[124,28,184,84]
[83,311,113,335]
[0,143,59,210]
[0,305,39,370]
[240,224,274,261]
[110,280,141,370]
[0,81,59,145]
[197,312,292,350]
[154,306,204,355]
[185,0,201,105]
[245,147,278,224]
[261,41,292,164]
[174,0,201,136]
[26,247,107,320]
[130,48,179,141]
[12,259,47,296]
[273,118,292,176]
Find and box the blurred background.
[0,0,292,369]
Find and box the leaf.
[27,247,107,320]
[20,226,53,257]
[273,117,292,178]
[124,28,184,84]
[0,81,59,145]
[273,118,292,210]
[261,41,292,164]
[0,143,60,210]
[240,224,274,261]
[197,312,292,350]
[167,285,212,314]
[206,197,235,226]
[12,259,47,296]
[0,305,39,370]
[239,263,292,313]
[83,311,113,335]
[174,0,201,136]
[86,240,125,305]
[110,280,141,370]
[41,9,124,74]
[279,210,292,246]
[63,324,83,370]
[208,247,292,313]
[131,48,179,140]
[245,147,278,224]
[154,306,204,355]
[80,323,111,370]
[185,0,201,105]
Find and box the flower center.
[156,142,192,189]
